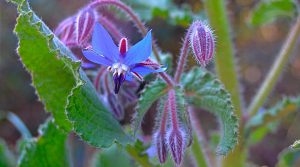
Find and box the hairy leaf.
[0,139,16,167]
[18,119,69,167]
[276,146,300,167]
[123,0,203,27]
[10,0,131,146]
[132,80,168,135]
[291,140,300,150]
[181,67,238,155]
[246,97,300,132]
[91,144,133,167]
[250,0,297,26]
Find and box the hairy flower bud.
[167,129,186,165]
[107,93,124,120]
[190,21,215,67]
[75,8,97,47]
[55,16,76,44]
[153,132,168,163]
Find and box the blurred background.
[1,0,300,166]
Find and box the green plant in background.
[1,0,300,167]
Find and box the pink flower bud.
[153,132,168,163]
[55,16,76,44]
[167,129,186,165]
[190,21,215,67]
[75,8,97,47]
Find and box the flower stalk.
[248,16,300,117]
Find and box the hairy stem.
[189,108,214,167]
[174,25,194,83]
[248,17,300,117]
[203,0,242,117]
[203,0,244,166]
[169,89,179,130]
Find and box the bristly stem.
[203,0,244,166]
[248,16,300,117]
[169,89,179,130]
[89,0,161,63]
[174,24,194,83]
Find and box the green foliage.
[10,0,131,147]
[291,140,300,150]
[92,144,134,167]
[246,97,300,132]
[276,147,300,167]
[18,119,69,167]
[0,139,16,167]
[181,67,238,155]
[66,78,132,147]
[250,0,297,26]
[125,140,154,167]
[132,80,168,135]
[123,0,203,27]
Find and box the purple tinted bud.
[190,21,215,67]
[107,93,124,120]
[154,132,168,163]
[167,129,186,165]
[75,8,97,47]
[55,16,76,44]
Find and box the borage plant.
[3,0,300,167]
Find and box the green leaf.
[91,144,134,167]
[18,119,69,167]
[123,0,202,27]
[10,0,131,146]
[291,140,300,150]
[132,80,168,135]
[0,139,16,167]
[246,96,300,132]
[276,146,300,167]
[249,0,297,26]
[66,77,132,147]
[181,67,238,155]
[125,140,154,167]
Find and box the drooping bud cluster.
[153,89,191,165]
[55,7,97,48]
[75,8,97,47]
[190,21,215,67]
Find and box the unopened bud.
[154,132,168,163]
[190,21,215,67]
[55,16,76,44]
[167,129,186,165]
[75,8,97,47]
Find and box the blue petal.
[131,65,166,76]
[125,73,134,81]
[92,23,119,62]
[124,31,152,66]
[81,62,97,69]
[82,50,113,66]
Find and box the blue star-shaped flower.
[82,23,165,94]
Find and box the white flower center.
[107,63,129,76]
